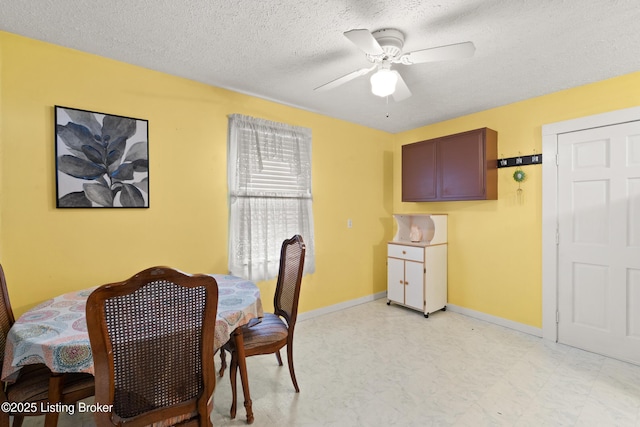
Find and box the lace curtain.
[228,114,315,281]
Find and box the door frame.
[541,106,640,342]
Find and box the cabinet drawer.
[388,244,424,262]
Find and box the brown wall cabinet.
[402,128,498,202]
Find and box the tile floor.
[21,299,640,426]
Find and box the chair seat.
[6,363,95,404]
[242,313,288,351]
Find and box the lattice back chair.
[86,266,219,427]
[273,234,306,345]
[221,235,305,417]
[0,263,95,427]
[0,263,15,373]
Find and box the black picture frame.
[55,106,149,208]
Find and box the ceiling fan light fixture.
[370,68,398,97]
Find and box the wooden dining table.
[1,273,263,426]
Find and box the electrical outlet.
[347,219,353,228]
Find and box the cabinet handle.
[399,280,403,284]
[402,250,406,254]
[404,281,408,285]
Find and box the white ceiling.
[1,0,638,133]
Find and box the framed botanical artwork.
[55,106,149,208]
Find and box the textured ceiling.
[1,0,638,133]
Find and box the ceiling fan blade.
[314,65,376,92]
[392,71,412,102]
[401,41,475,64]
[343,29,384,55]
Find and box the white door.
[387,257,405,304]
[404,260,424,310]
[557,121,640,364]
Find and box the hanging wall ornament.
[513,167,526,204]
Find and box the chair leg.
[44,373,64,427]
[232,330,254,425]
[229,351,238,420]
[275,349,283,366]
[286,341,299,393]
[2,412,17,427]
[12,415,24,427]
[219,349,227,377]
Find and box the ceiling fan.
[314,28,475,101]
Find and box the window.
[227,114,315,281]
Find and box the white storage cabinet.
[387,214,447,318]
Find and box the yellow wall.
[3,30,639,328]
[394,71,640,328]
[0,32,393,316]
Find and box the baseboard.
[297,291,387,322]
[445,303,543,337]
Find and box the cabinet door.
[401,128,497,201]
[404,260,424,310]
[402,139,436,201]
[387,257,405,304]
[437,129,487,200]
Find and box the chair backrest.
[273,235,306,328]
[0,264,16,367]
[86,266,218,427]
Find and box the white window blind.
[228,114,315,281]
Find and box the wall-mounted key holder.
[497,153,542,168]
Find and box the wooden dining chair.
[86,266,219,427]
[220,235,306,416]
[0,263,95,427]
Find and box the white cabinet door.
[404,260,424,310]
[387,257,405,304]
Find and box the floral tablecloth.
[1,274,263,382]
